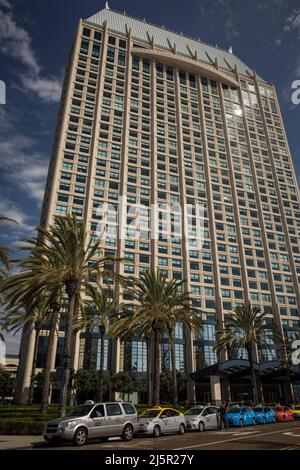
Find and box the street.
[18,421,300,451]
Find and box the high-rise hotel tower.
[16,5,300,404]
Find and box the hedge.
[0,419,46,435]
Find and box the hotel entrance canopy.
[191,360,300,385]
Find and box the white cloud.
[0,108,48,204]
[0,0,12,9]
[284,9,300,37]
[0,2,62,102]
[20,74,62,103]
[0,198,34,233]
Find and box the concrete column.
[256,379,265,403]
[210,375,222,405]
[221,380,231,402]
[282,381,295,406]
[14,325,35,404]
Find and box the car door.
[169,409,181,432]
[89,404,108,438]
[202,407,213,429]
[159,410,172,433]
[105,403,124,437]
[264,407,270,422]
[207,407,219,429]
[241,407,249,425]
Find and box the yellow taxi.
[292,404,300,420]
[137,407,186,437]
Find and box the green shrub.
[0,419,46,435]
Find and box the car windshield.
[253,407,262,412]
[66,405,94,417]
[227,407,240,413]
[185,407,204,416]
[140,410,160,419]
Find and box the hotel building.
[15,5,300,404]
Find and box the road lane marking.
[212,431,259,436]
[283,432,300,437]
[174,426,300,450]
[281,446,299,451]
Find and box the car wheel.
[198,421,205,432]
[73,427,88,446]
[153,425,161,438]
[122,424,134,441]
[178,424,185,435]
[240,419,244,427]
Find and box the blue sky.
[0,0,300,353]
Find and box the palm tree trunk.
[59,291,76,417]
[28,325,41,404]
[169,328,178,406]
[98,329,105,402]
[41,307,60,414]
[146,337,152,405]
[153,331,160,406]
[247,345,258,404]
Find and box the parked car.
[184,405,219,432]
[252,406,276,424]
[226,406,256,427]
[137,407,186,437]
[272,406,294,422]
[43,401,138,446]
[292,404,300,420]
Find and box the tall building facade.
[16,5,300,404]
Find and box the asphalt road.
[29,421,300,451]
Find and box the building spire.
[105,1,110,10]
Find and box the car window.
[140,410,160,419]
[122,404,136,415]
[106,404,122,416]
[207,407,218,415]
[66,405,94,417]
[185,407,204,416]
[227,407,240,413]
[91,405,105,418]
[169,410,179,417]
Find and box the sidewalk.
[0,435,43,450]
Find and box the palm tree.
[33,215,122,416]
[2,297,52,404]
[0,216,18,279]
[1,215,121,415]
[125,270,199,406]
[163,283,201,405]
[274,329,300,404]
[74,286,123,402]
[215,303,272,404]
[0,245,64,410]
[40,296,61,414]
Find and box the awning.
[191,360,300,384]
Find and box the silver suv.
[43,401,138,446]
